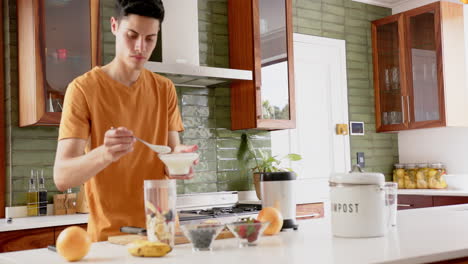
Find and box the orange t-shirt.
[58,66,184,242]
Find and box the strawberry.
[246,225,256,237]
[254,224,261,232]
[237,225,247,238]
[247,231,258,242]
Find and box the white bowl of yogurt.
[159,153,199,176]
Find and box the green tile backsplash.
[3,0,397,206]
[293,0,398,178]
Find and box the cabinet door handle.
[401,96,405,124]
[406,96,411,123]
[397,204,413,207]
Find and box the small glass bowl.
[158,153,199,179]
[180,223,225,251]
[226,221,269,248]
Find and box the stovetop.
[178,203,262,223]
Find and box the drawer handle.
[397,204,413,207]
[296,213,319,218]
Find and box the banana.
[127,240,172,257]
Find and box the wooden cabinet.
[296,203,324,219]
[398,195,468,210]
[228,0,295,130]
[371,1,466,132]
[0,224,87,253]
[433,196,468,207]
[0,227,55,253]
[397,194,433,210]
[17,0,100,127]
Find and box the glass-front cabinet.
[372,14,408,131]
[228,0,295,130]
[17,0,100,127]
[370,1,462,132]
[405,5,445,128]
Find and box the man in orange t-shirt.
[53,0,197,242]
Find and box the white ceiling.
[351,0,462,13]
[351,0,410,8]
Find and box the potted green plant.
[237,133,302,200]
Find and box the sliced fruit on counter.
[127,240,172,257]
[56,226,91,262]
[234,219,261,240]
[226,219,268,246]
[257,207,283,235]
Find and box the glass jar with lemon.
[416,163,429,189]
[393,163,405,189]
[428,163,448,189]
[404,164,417,189]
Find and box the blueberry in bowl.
[180,223,225,251]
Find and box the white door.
[271,34,351,204]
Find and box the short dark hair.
[114,0,165,23]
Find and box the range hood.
[144,0,252,87]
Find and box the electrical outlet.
[357,152,365,168]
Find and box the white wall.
[466,5,468,73]
[399,128,468,174]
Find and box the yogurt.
[159,153,199,175]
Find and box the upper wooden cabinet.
[228,0,295,130]
[371,1,466,132]
[17,0,100,127]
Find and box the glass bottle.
[27,170,38,216]
[38,170,48,216]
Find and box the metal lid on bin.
[330,165,385,185]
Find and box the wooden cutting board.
[108,229,234,246]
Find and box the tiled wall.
[3,0,269,206]
[292,0,398,178]
[3,0,396,206]
[101,0,272,194]
[4,0,63,207]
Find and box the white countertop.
[0,188,461,233]
[2,204,468,264]
[0,214,88,232]
[398,189,468,196]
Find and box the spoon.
[134,136,171,154]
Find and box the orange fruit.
[461,0,467,4]
[56,226,91,262]
[257,207,283,235]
